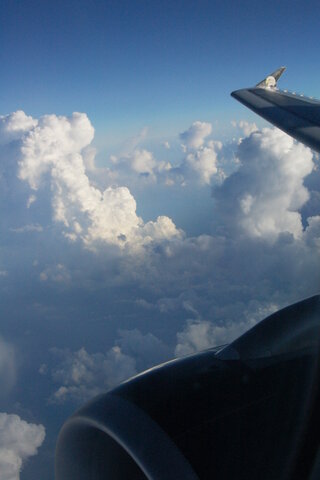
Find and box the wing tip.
[231,67,287,97]
[230,88,247,100]
[256,66,286,88]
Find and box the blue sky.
[2,0,320,138]
[0,1,320,479]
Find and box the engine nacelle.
[56,295,320,479]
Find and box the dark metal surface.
[56,296,320,480]
[231,87,320,153]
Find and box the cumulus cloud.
[213,128,315,240]
[111,148,172,182]
[129,149,157,176]
[180,121,212,149]
[175,319,249,356]
[0,413,45,480]
[110,141,223,186]
[47,328,172,404]
[175,302,278,357]
[49,345,137,403]
[176,123,225,185]
[1,108,320,480]
[92,120,225,187]
[231,120,258,136]
[305,215,320,249]
[0,111,37,145]
[0,111,182,248]
[1,112,319,391]
[2,116,315,314]
[185,142,222,184]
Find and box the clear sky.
[2,0,320,138]
[0,1,320,479]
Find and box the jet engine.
[55,295,320,480]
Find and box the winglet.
[255,66,286,88]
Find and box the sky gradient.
[2,1,320,133]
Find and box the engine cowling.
[55,295,320,480]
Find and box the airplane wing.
[231,67,320,153]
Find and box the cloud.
[185,142,222,185]
[0,111,182,249]
[175,302,278,357]
[176,125,225,186]
[10,224,43,233]
[48,328,172,404]
[118,126,148,157]
[0,111,37,145]
[213,128,315,240]
[117,329,171,371]
[175,319,250,356]
[129,149,157,176]
[231,120,258,136]
[1,114,316,312]
[0,337,16,397]
[111,148,172,183]
[97,121,225,188]
[39,263,70,283]
[18,112,94,190]
[49,345,137,403]
[180,121,212,149]
[305,215,320,248]
[0,413,45,480]
[1,109,319,480]
[1,111,319,389]
[174,122,225,185]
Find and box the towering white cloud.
[0,111,182,248]
[0,111,37,145]
[185,142,221,184]
[177,123,223,185]
[214,128,315,240]
[0,413,45,480]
